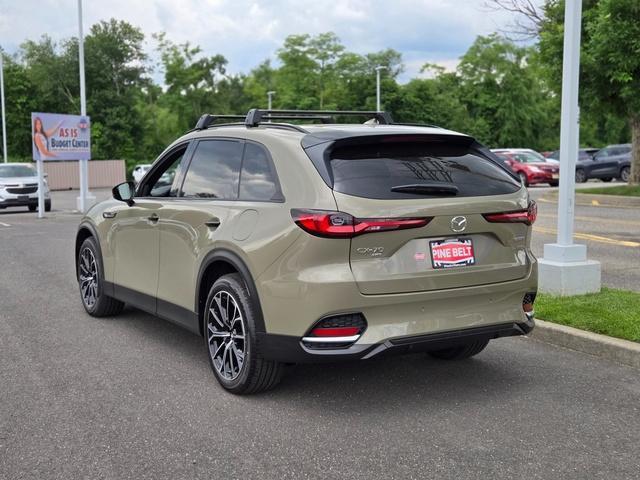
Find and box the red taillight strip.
[483,201,537,225]
[291,209,432,238]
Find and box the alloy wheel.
[79,247,99,308]
[207,290,246,381]
[621,167,630,183]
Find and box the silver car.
[0,163,51,212]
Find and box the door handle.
[205,217,221,229]
[148,213,159,223]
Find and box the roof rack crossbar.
[245,109,393,127]
[194,114,246,130]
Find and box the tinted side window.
[137,145,187,198]
[329,141,520,200]
[239,143,283,201]
[181,140,243,199]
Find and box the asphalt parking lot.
[1,188,639,479]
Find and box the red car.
[492,149,560,187]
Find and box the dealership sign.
[31,112,91,161]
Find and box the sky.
[0,0,533,83]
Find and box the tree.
[455,34,557,149]
[0,52,37,159]
[539,0,639,182]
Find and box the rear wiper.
[390,183,459,195]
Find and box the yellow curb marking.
[591,199,600,206]
[534,226,640,247]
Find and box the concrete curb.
[541,191,640,208]
[529,319,640,369]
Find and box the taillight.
[291,209,431,238]
[483,201,537,226]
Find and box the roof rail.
[190,109,395,133]
[244,109,393,127]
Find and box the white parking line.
[0,221,11,227]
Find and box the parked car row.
[493,143,632,186]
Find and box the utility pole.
[76,0,94,212]
[538,0,600,295]
[0,52,7,163]
[375,66,387,112]
[267,91,275,110]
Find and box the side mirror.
[113,181,135,206]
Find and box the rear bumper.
[258,317,534,363]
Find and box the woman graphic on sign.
[33,116,61,160]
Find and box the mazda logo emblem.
[450,216,467,233]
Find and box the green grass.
[536,288,640,342]
[579,185,640,196]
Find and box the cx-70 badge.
[356,247,385,257]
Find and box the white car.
[0,163,51,212]
[132,164,152,184]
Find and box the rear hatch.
[319,135,532,295]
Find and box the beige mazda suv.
[76,109,537,394]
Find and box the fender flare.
[76,220,113,297]
[195,249,266,334]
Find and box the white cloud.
[0,0,539,83]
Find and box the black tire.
[28,205,37,212]
[575,169,587,183]
[518,172,529,187]
[549,181,559,187]
[77,236,124,317]
[427,339,490,360]
[45,200,51,212]
[204,273,283,394]
[620,166,630,183]
[601,177,613,182]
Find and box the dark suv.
[548,145,631,183]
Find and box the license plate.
[430,238,475,269]
[17,195,29,201]
[552,174,559,179]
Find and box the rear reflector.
[291,209,431,238]
[310,326,361,337]
[302,313,367,349]
[483,201,537,226]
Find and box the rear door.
[156,138,244,319]
[326,137,531,295]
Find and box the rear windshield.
[329,141,520,199]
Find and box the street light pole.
[0,52,7,163]
[267,91,275,110]
[76,0,94,213]
[375,66,387,112]
[538,0,600,295]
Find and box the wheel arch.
[75,222,100,277]
[195,249,266,337]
